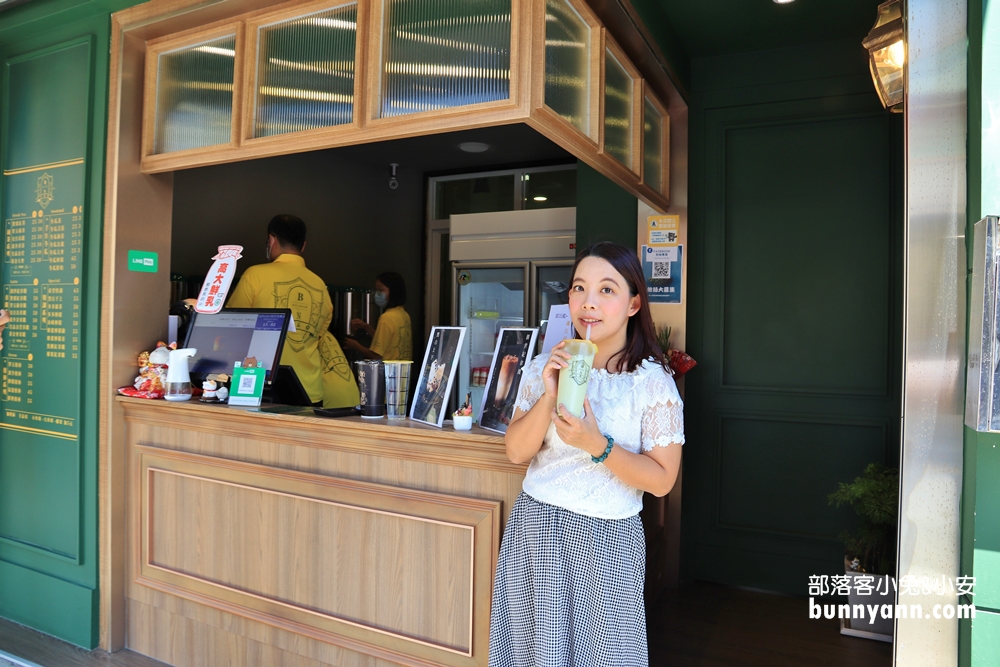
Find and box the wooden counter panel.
[134,445,497,666]
[146,466,474,651]
[122,402,526,667]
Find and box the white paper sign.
[541,304,574,354]
[195,245,243,314]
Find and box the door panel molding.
[711,111,895,399]
[685,78,903,595]
[713,412,889,541]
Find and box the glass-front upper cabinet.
[544,0,592,137]
[250,2,360,138]
[138,0,669,211]
[149,28,240,155]
[603,44,636,171]
[642,96,667,192]
[378,0,512,118]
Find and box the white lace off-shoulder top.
[514,354,685,520]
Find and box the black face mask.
[265,239,271,261]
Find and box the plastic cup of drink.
[557,339,598,418]
[383,360,413,419]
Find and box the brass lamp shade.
[863,0,905,111]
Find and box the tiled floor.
[0,621,167,667]
[646,583,893,667]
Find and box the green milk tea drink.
[557,339,598,417]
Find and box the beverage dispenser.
[332,287,374,337]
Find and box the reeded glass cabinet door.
[153,33,238,154]
[643,96,662,193]
[252,3,359,138]
[544,0,590,136]
[603,47,633,169]
[379,0,512,117]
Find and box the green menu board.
[2,164,84,435]
[0,43,87,561]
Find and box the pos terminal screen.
[184,309,291,383]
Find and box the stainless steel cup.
[355,360,386,418]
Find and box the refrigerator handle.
[451,263,459,326]
[528,263,538,328]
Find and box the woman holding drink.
[489,242,684,667]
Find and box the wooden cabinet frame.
[528,0,602,144]
[363,0,531,132]
[133,0,671,211]
[599,31,641,178]
[141,21,247,172]
[241,0,368,149]
[641,81,670,197]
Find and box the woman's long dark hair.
[570,242,669,374]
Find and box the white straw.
[585,324,591,341]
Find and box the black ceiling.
[330,124,574,176]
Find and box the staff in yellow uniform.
[344,272,412,361]
[318,330,360,408]
[227,214,336,405]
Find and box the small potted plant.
[453,392,473,430]
[828,463,899,641]
[656,325,696,376]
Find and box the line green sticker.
[127,250,158,273]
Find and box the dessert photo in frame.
[479,327,538,434]
[410,326,466,427]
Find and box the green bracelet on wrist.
[592,435,614,464]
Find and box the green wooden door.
[0,0,137,647]
[684,95,903,595]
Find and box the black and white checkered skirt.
[488,491,648,667]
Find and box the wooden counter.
[119,397,526,667]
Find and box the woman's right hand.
[542,340,570,398]
[350,318,373,336]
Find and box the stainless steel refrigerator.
[449,208,576,416]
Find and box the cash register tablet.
[183,308,292,387]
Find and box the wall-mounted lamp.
[862,0,904,111]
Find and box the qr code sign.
[652,261,671,279]
[238,374,257,394]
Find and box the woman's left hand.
[551,397,607,458]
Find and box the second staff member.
[344,271,412,361]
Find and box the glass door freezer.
[452,262,529,417]
[530,260,574,354]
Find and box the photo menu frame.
[410,326,466,428]
[479,327,538,434]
